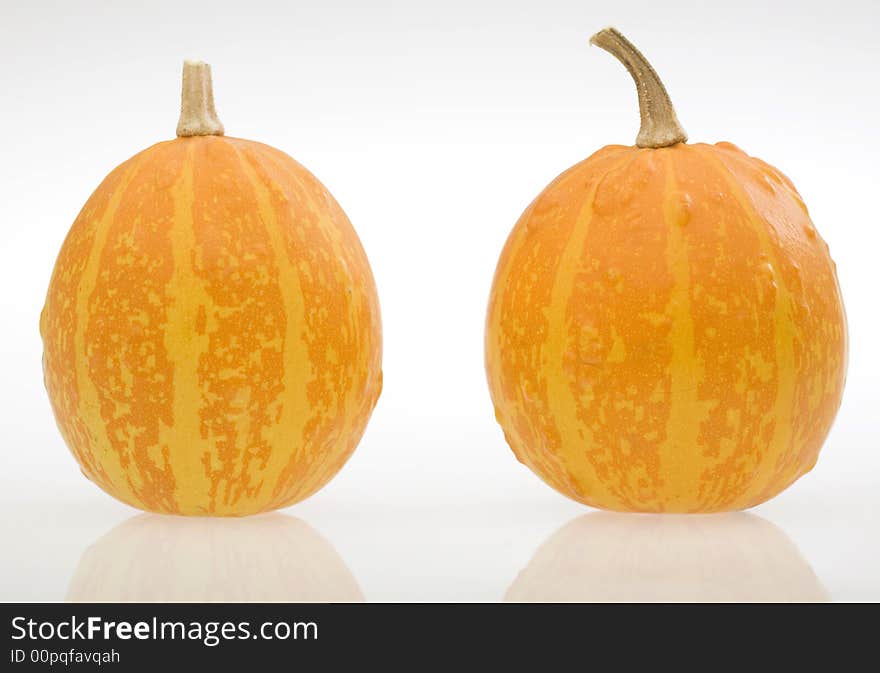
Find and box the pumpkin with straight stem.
[42,62,382,516]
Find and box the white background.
[1,0,878,601]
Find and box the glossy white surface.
[1,0,878,602]
[2,454,878,602]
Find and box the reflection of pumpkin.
[505,513,828,602]
[41,62,382,515]
[485,28,847,512]
[67,514,364,602]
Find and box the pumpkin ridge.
[226,139,315,512]
[85,142,186,514]
[672,146,778,511]
[160,140,214,515]
[562,149,672,511]
[240,142,339,509]
[487,148,640,508]
[708,146,847,507]
[239,141,382,509]
[544,149,645,509]
[691,145,799,509]
[487,194,577,497]
[658,150,714,512]
[184,138,290,515]
[72,152,155,509]
[43,159,136,498]
[250,145,355,506]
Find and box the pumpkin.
[505,513,828,602]
[485,28,847,512]
[66,514,364,602]
[41,61,382,516]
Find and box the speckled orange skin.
[42,136,382,516]
[486,142,846,512]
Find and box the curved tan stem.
[176,60,224,137]
[590,27,687,148]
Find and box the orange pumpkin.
[485,29,847,512]
[41,62,382,516]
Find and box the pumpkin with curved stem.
[485,28,847,512]
[41,61,382,516]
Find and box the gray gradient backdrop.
[1,0,878,601]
